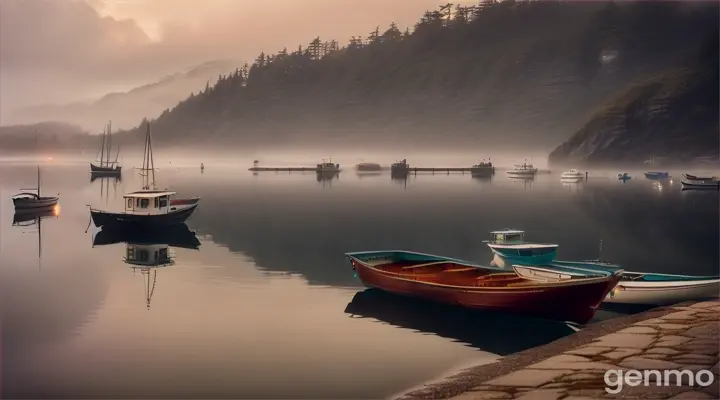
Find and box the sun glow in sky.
[0,0,478,118]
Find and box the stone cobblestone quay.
[398,301,719,400]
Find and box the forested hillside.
[549,31,719,166]
[2,0,717,156]
[126,0,716,152]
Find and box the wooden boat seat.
[443,267,476,273]
[401,261,450,270]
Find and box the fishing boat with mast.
[507,159,538,178]
[90,121,122,176]
[12,166,59,210]
[89,122,200,230]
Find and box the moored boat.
[543,261,720,306]
[560,169,584,181]
[644,172,669,180]
[12,167,59,210]
[683,173,716,181]
[391,159,410,174]
[507,160,537,177]
[470,160,494,177]
[344,250,621,324]
[90,190,199,229]
[317,158,340,172]
[681,179,719,190]
[356,162,382,172]
[89,122,200,230]
[90,121,122,176]
[606,272,720,305]
[484,229,558,266]
[618,173,631,181]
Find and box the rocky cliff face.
[548,33,719,166]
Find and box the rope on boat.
[84,212,92,233]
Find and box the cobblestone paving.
[448,301,719,399]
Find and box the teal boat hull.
[488,247,558,266]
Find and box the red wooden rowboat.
[346,251,622,324]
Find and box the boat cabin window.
[154,197,159,208]
[139,198,150,209]
[127,198,133,209]
[495,233,523,242]
[159,196,168,208]
[505,234,523,242]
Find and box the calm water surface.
[1,162,718,399]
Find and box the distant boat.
[12,166,59,210]
[317,157,340,172]
[89,122,200,230]
[470,159,494,177]
[618,173,631,181]
[90,121,121,176]
[683,173,716,181]
[507,160,537,177]
[560,169,584,181]
[484,229,558,266]
[681,179,720,190]
[644,172,669,180]
[356,162,382,172]
[390,159,410,174]
[344,250,621,324]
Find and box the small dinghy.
[547,261,720,306]
[12,167,59,210]
[683,173,716,181]
[681,179,719,190]
[644,172,669,180]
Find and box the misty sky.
[0,0,473,123]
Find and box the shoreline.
[396,302,704,400]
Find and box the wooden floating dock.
[249,167,338,172]
[409,167,475,173]
[395,167,495,174]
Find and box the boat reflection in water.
[13,204,59,226]
[345,289,577,354]
[92,224,201,309]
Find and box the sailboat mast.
[99,124,106,167]
[37,166,41,197]
[106,121,112,166]
[148,124,155,186]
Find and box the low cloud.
[1,0,459,122]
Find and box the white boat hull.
[604,279,720,305]
[507,171,535,177]
[681,180,719,189]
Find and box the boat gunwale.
[487,243,559,249]
[90,202,198,215]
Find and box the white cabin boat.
[317,157,340,172]
[507,160,537,177]
[484,229,558,266]
[560,169,584,181]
